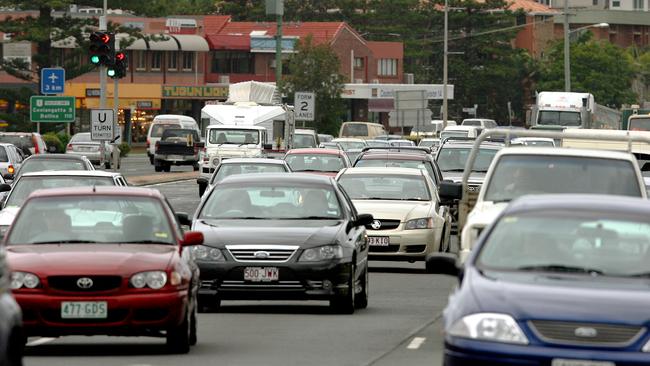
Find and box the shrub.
[42,133,63,153]
[118,142,131,157]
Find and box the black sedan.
[191,173,373,314]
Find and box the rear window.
[462,120,481,126]
[0,147,8,163]
[19,159,88,177]
[70,133,92,143]
[151,123,182,138]
[0,134,33,150]
[341,123,368,137]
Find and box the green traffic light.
[107,69,116,77]
[90,55,100,64]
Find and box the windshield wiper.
[32,240,97,244]
[489,198,513,203]
[627,272,650,278]
[517,264,604,275]
[123,240,171,244]
[225,217,267,220]
[302,216,340,220]
[443,169,465,172]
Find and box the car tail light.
[155,141,160,152]
[7,165,14,175]
[146,139,150,149]
[33,135,39,154]
[66,144,73,151]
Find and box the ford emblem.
[574,327,598,338]
[371,220,382,230]
[254,251,270,259]
[76,277,94,289]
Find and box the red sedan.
[4,186,203,353]
[284,148,351,177]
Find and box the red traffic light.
[100,33,110,43]
[115,52,126,61]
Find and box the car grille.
[528,320,645,347]
[226,245,299,262]
[404,245,426,253]
[48,276,123,292]
[219,280,303,290]
[369,245,400,253]
[366,219,400,231]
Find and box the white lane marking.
[406,337,426,350]
[26,337,56,347]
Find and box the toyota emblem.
[76,277,94,289]
[371,220,382,230]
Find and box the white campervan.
[146,115,200,164]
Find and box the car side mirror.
[263,143,273,150]
[0,184,11,193]
[181,231,203,247]
[176,212,192,226]
[439,181,462,201]
[195,141,205,149]
[355,213,374,227]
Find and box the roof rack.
[360,146,432,154]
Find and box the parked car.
[0,171,128,239]
[0,132,47,156]
[197,158,290,197]
[147,114,200,165]
[441,194,650,365]
[12,154,94,182]
[192,173,373,313]
[336,167,451,272]
[4,186,203,353]
[66,132,120,169]
[284,148,351,177]
[0,143,24,180]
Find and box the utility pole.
[100,0,107,108]
[563,0,570,92]
[266,0,284,86]
[442,0,449,129]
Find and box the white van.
[461,118,497,128]
[146,115,200,164]
[339,122,387,140]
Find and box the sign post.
[91,109,115,167]
[294,92,315,127]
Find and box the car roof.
[20,170,120,178]
[358,152,432,161]
[505,194,650,217]
[440,141,503,149]
[443,126,478,131]
[218,172,334,185]
[0,143,17,147]
[340,167,427,176]
[287,148,343,155]
[496,146,637,161]
[25,154,88,161]
[27,186,160,199]
[333,138,366,142]
[220,158,286,165]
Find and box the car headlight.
[448,313,529,345]
[405,217,433,230]
[11,272,40,289]
[130,271,168,290]
[299,245,343,262]
[643,338,650,352]
[192,245,225,261]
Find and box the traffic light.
[107,51,127,79]
[89,32,115,66]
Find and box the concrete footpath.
[127,171,198,186]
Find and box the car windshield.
[338,174,431,201]
[292,134,317,148]
[199,184,342,220]
[538,111,582,126]
[419,140,439,148]
[0,146,8,162]
[477,210,650,277]
[211,163,287,184]
[17,159,88,178]
[208,129,259,145]
[483,155,642,202]
[70,133,92,143]
[436,146,497,172]
[151,123,182,137]
[355,159,435,181]
[335,141,366,150]
[629,117,650,131]
[341,123,368,136]
[7,196,174,245]
[162,129,198,141]
[6,176,115,208]
[285,154,345,172]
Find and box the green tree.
[281,35,345,135]
[537,32,637,107]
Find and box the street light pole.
[563,0,570,92]
[442,0,449,129]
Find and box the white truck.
[530,91,620,130]
[438,128,649,266]
[197,81,295,195]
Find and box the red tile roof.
[506,0,558,14]
[203,15,232,35]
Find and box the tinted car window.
[0,147,8,162]
[338,174,430,201]
[355,159,435,180]
[437,147,497,172]
[292,134,317,148]
[18,159,88,177]
[70,133,92,143]
[629,117,650,131]
[208,129,259,145]
[286,154,345,172]
[151,123,182,138]
[483,155,642,202]
[211,164,288,184]
[6,176,115,208]
[0,134,33,152]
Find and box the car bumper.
[66,151,102,163]
[367,227,439,261]
[155,154,198,164]
[197,260,352,302]
[444,337,650,366]
[15,290,188,337]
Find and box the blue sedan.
[442,194,650,366]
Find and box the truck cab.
[530,92,594,129]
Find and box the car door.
[336,184,368,275]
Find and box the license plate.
[368,236,390,246]
[168,155,183,160]
[552,360,615,366]
[61,301,108,319]
[244,267,279,282]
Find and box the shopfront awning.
[172,34,209,51]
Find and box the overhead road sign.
[30,96,75,123]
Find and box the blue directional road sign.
[40,68,65,95]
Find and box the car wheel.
[330,265,355,314]
[149,156,154,165]
[189,297,198,346]
[163,163,171,173]
[166,306,191,354]
[441,224,450,253]
[104,161,111,169]
[354,266,368,309]
[193,163,199,171]
[7,327,25,366]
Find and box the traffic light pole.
[99,0,107,167]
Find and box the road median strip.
[128,171,199,187]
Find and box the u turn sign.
[91,109,115,141]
